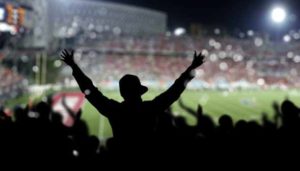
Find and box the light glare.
[271,7,287,23]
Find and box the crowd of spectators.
[0,94,299,166]
[63,33,300,89]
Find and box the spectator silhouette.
[178,98,203,117]
[178,98,215,137]
[280,100,300,135]
[60,49,205,144]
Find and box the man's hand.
[60,49,75,66]
[190,51,205,69]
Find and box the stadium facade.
[0,0,167,48]
[47,0,167,35]
[32,0,167,48]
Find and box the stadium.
[1,0,300,165]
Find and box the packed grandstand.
[59,32,300,90]
[0,0,300,101]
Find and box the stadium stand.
[58,33,300,89]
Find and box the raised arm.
[153,51,205,110]
[61,94,77,120]
[60,49,95,93]
[178,98,196,116]
[60,49,118,117]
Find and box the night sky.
[102,0,300,32]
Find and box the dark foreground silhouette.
[60,49,205,143]
[0,50,299,167]
[0,93,300,167]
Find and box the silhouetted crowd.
[0,49,299,168]
[1,96,300,167]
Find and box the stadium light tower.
[271,6,287,24]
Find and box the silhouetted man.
[60,50,205,142]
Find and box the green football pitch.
[80,89,300,138]
[6,89,300,138]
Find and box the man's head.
[119,74,148,101]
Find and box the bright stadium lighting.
[32,66,39,73]
[214,28,221,35]
[287,52,294,58]
[271,6,287,23]
[283,35,291,42]
[254,37,263,47]
[54,60,62,68]
[174,27,186,36]
[294,55,300,63]
[247,30,254,37]
[257,78,265,86]
[293,33,300,39]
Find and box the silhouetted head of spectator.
[14,105,28,123]
[119,74,148,101]
[281,100,300,125]
[235,120,248,134]
[281,100,299,115]
[35,101,51,122]
[219,115,233,130]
